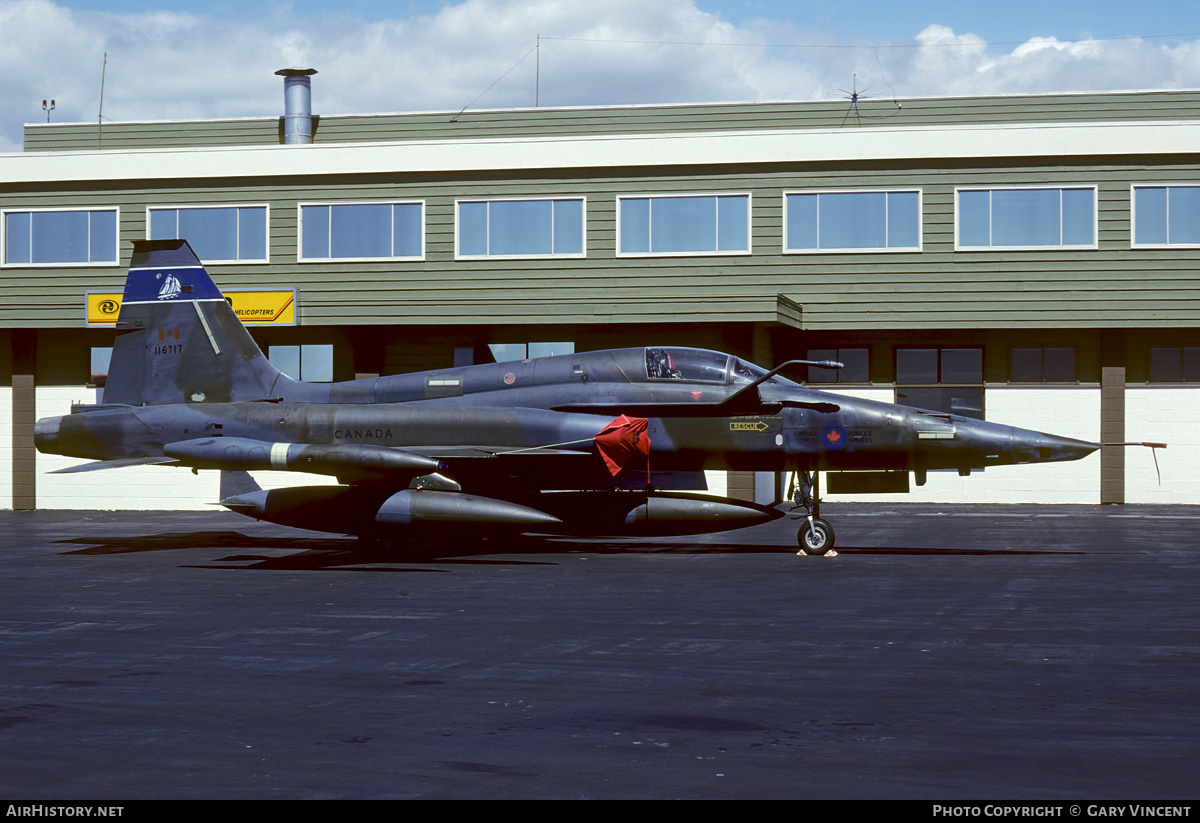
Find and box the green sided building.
[2,73,1197,510]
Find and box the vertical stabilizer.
[102,239,288,406]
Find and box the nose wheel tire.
[797,518,835,555]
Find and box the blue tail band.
[122,240,225,304]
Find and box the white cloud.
[2,0,1200,153]
[891,23,1200,97]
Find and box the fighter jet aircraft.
[35,240,1110,554]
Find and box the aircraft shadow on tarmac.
[55,530,1079,571]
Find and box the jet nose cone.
[1013,429,1100,463]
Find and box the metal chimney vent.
[275,67,317,144]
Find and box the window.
[269,344,334,382]
[1010,348,1076,383]
[956,187,1096,249]
[785,191,920,252]
[1149,347,1200,383]
[3,208,118,266]
[457,198,584,258]
[895,347,984,419]
[618,194,749,256]
[299,202,423,261]
[148,205,267,263]
[1132,185,1200,247]
[90,346,112,387]
[806,348,870,383]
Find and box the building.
[2,78,1198,511]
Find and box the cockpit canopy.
[644,347,795,387]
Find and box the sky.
[2,0,1200,152]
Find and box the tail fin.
[102,239,287,405]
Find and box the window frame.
[894,346,986,420]
[804,348,871,384]
[1147,346,1200,384]
[297,200,425,263]
[615,192,752,258]
[1009,346,1078,384]
[783,189,922,254]
[954,185,1098,251]
[1130,184,1200,249]
[268,343,335,383]
[1,206,120,268]
[454,196,586,260]
[145,204,270,265]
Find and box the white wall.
[0,387,11,509]
[703,470,727,496]
[34,387,336,511]
[1126,387,1200,504]
[820,387,1102,504]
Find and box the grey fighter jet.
[36,240,1108,554]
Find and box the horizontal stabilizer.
[50,456,178,474]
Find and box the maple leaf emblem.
[825,428,842,444]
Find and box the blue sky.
[43,0,1200,43]
[2,0,1199,152]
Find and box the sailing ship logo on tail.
[156,272,182,300]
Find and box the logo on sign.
[98,299,119,315]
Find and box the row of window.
[7,184,1200,266]
[808,346,1200,386]
[810,345,1199,418]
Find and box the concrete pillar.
[1100,365,1125,504]
[11,331,35,510]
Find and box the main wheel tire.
[797,518,835,554]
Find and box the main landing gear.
[789,471,836,557]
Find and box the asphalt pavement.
[1,503,1198,799]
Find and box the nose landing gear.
[789,471,837,556]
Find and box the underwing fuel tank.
[619,494,783,536]
[220,484,562,534]
[541,491,784,536]
[221,483,779,538]
[376,490,563,529]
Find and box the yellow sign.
[87,293,123,324]
[87,289,296,326]
[227,290,296,325]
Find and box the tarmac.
[1,503,1198,800]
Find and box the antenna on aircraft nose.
[1102,441,1168,486]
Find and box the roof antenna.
[97,52,107,149]
[450,41,539,122]
[838,74,869,128]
